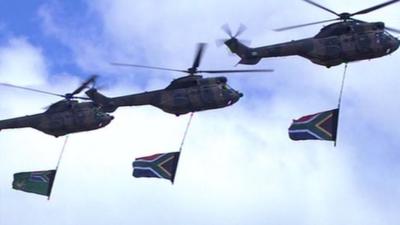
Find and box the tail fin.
[85,88,117,112]
[224,38,261,65]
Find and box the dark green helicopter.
[87,43,273,116]
[223,0,400,68]
[0,76,114,137]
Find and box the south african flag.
[12,170,57,197]
[289,109,339,141]
[132,152,180,183]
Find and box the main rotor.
[274,0,400,33]
[111,43,274,76]
[0,75,98,101]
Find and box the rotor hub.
[339,12,351,20]
[187,68,197,74]
[65,93,74,100]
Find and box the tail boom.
[85,88,159,112]
[224,38,261,65]
[225,38,309,65]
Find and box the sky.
[0,0,400,225]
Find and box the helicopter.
[222,0,400,68]
[87,43,273,116]
[0,76,114,137]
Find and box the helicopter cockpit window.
[221,84,232,90]
[376,32,390,43]
[383,31,392,37]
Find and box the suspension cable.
[173,113,195,184]
[48,135,69,200]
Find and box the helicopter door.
[321,37,341,59]
[49,114,65,131]
[172,90,190,110]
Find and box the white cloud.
[0,38,47,86]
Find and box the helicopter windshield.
[376,31,391,43]
[384,31,393,36]
[221,84,233,90]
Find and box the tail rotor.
[216,24,251,47]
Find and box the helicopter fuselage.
[0,101,114,137]
[86,76,243,116]
[226,21,400,67]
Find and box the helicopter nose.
[98,114,114,128]
[102,114,114,122]
[229,91,243,104]
[235,90,243,100]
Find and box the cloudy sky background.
[0,0,399,224]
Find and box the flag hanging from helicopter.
[289,109,339,141]
[12,170,57,197]
[132,152,180,183]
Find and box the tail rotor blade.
[221,24,233,37]
[235,24,247,37]
[215,38,227,47]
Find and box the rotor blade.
[216,38,227,47]
[72,96,91,100]
[274,18,338,31]
[234,24,247,37]
[110,62,187,73]
[0,82,65,98]
[70,75,98,96]
[190,43,206,72]
[198,69,274,74]
[385,26,400,34]
[351,0,400,16]
[303,0,339,16]
[221,24,233,37]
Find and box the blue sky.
[1,1,400,225]
[0,1,96,76]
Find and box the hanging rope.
[334,64,348,147]
[173,113,194,184]
[337,63,348,109]
[178,112,194,153]
[56,136,69,170]
[48,135,69,200]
